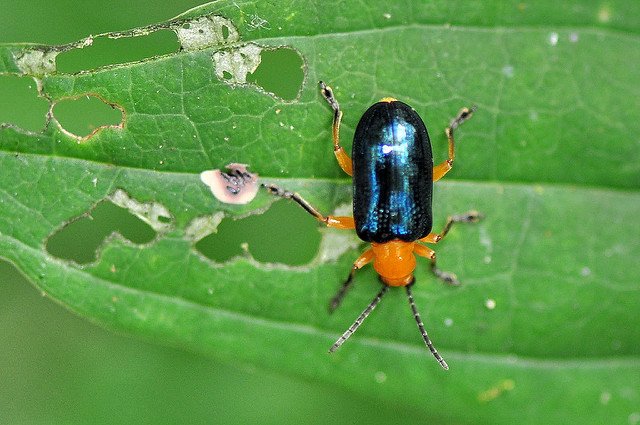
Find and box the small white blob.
[200,163,259,204]
[485,298,497,310]
[502,65,514,78]
[374,371,387,383]
[549,32,559,46]
[598,6,611,23]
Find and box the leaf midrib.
[1,150,637,194]
[3,20,638,75]
[260,23,640,42]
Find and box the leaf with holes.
[1,1,639,424]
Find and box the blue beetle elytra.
[262,82,479,369]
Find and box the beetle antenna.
[449,105,476,131]
[405,284,449,370]
[319,81,340,114]
[329,285,389,353]
[261,183,327,223]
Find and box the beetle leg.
[262,183,355,229]
[329,247,375,312]
[413,243,460,286]
[419,211,482,243]
[319,81,353,176]
[433,106,477,182]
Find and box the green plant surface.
[1,1,639,424]
[0,258,427,425]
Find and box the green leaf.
[1,1,639,424]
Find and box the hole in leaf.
[195,200,321,266]
[0,75,49,131]
[53,95,124,139]
[158,215,172,224]
[221,25,230,39]
[247,47,304,101]
[56,29,179,73]
[46,201,156,265]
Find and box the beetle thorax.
[371,240,416,287]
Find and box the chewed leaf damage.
[52,94,125,141]
[213,44,263,84]
[2,9,305,138]
[176,15,239,50]
[14,49,58,75]
[45,197,162,265]
[108,189,173,232]
[9,13,240,76]
[190,201,360,268]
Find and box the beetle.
[262,81,479,369]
